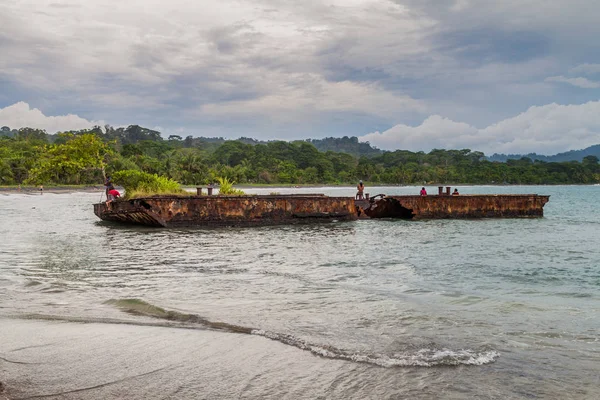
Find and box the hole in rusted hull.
[365,198,415,219]
[133,200,152,210]
[383,198,414,219]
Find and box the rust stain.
[360,194,550,219]
[95,195,357,227]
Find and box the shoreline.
[0,185,105,194]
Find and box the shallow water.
[1,185,599,399]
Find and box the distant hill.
[174,135,382,157]
[1,126,379,157]
[487,144,600,162]
[306,136,382,157]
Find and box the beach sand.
[0,317,351,400]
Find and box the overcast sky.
[2,0,600,155]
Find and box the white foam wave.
[251,329,499,367]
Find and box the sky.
[1,0,600,155]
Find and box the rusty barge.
[357,194,549,220]
[94,187,550,227]
[94,194,358,227]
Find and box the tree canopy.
[1,125,599,186]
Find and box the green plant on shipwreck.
[112,170,186,199]
[217,177,245,195]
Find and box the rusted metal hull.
[94,195,358,227]
[95,193,550,227]
[357,194,550,220]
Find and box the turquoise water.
[0,185,598,399]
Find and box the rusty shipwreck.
[94,194,358,227]
[94,186,549,227]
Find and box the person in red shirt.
[106,189,121,204]
[420,187,427,196]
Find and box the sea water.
[0,185,598,399]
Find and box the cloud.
[1,0,600,141]
[545,76,600,88]
[569,63,600,75]
[0,102,104,133]
[360,101,600,155]
[360,115,479,151]
[198,74,425,121]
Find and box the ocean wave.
[251,329,498,367]
[107,298,499,368]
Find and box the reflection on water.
[1,186,599,399]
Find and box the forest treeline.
[1,125,599,185]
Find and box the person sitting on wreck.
[452,188,460,196]
[106,188,121,204]
[420,187,427,196]
[356,180,365,200]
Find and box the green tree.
[26,133,114,184]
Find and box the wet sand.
[0,317,350,400]
[4,316,594,400]
[1,320,316,400]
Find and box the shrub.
[217,177,245,195]
[112,170,186,199]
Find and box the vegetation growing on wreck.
[216,177,245,195]
[112,170,186,199]
[110,170,247,198]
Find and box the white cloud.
[360,115,479,151]
[360,101,600,155]
[1,0,600,137]
[569,63,600,75]
[545,76,600,89]
[0,102,104,133]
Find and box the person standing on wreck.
[104,176,113,196]
[420,187,427,196]
[356,180,365,200]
